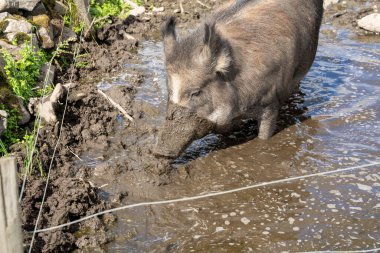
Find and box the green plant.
[90,0,133,28]
[62,0,86,34]
[22,131,44,176]
[0,140,8,156]
[2,43,47,101]
[0,105,21,156]
[35,84,54,97]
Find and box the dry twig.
[179,0,185,14]
[97,89,134,122]
[197,0,211,9]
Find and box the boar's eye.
[190,89,202,98]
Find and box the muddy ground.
[15,0,380,252]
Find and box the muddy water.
[96,26,380,252]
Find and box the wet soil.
[17,1,222,252]
[15,0,380,252]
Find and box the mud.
[17,1,222,251]
[15,0,380,252]
[154,104,215,158]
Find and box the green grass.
[2,43,47,102]
[90,0,144,28]
[0,140,8,156]
[62,0,85,35]
[0,104,22,156]
[23,130,44,176]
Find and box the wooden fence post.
[0,157,23,253]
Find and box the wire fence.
[296,249,380,253]
[14,4,380,253]
[27,162,380,234]
[25,31,85,253]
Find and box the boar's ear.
[161,16,177,55]
[203,23,231,75]
[203,23,215,46]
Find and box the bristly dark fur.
[156,0,324,158]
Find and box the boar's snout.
[153,105,215,158]
[153,125,193,158]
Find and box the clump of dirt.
[154,104,215,158]
[21,177,111,252]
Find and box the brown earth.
[15,0,379,252]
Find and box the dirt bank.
[17,0,380,252]
[17,0,222,252]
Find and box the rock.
[0,12,10,22]
[54,1,68,16]
[32,83,66,124]
[3,18,33,41]
[61,26,77,42]
[357,13,380,33]
[0,0,40,12]
[27,97,38,115]
[129,6,146,17]
[122,32,138,46]
[0,109,7,136]
[29,2,47,16]
[31,33,40,51]
[37,26,54,49]
[73,0,93,36]
[19,0,40,11]
[324,0,340,9]
[38,63,56,86]
[32,14,50,28]
[17,98,31,125]
[152,7,165,13]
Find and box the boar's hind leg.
[258,104,279,140]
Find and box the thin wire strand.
[27,39,82,253]
[296,248,380,253]
[28,162,379,234]
[19,27,66,202]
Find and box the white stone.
[37,27,54,49]
[0,12,10,22]
[357,13,380,33]
[4,19,33,34]
[0,0,40,12]
[0,109,7,136]
[152,7,164,13]
[32,83,66,124]
[129,6,145,17]
[324,0,340,9]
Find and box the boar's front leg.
[258,104,279,140]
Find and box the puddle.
[92,25,380,252]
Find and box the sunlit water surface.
[95,26,380,252]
